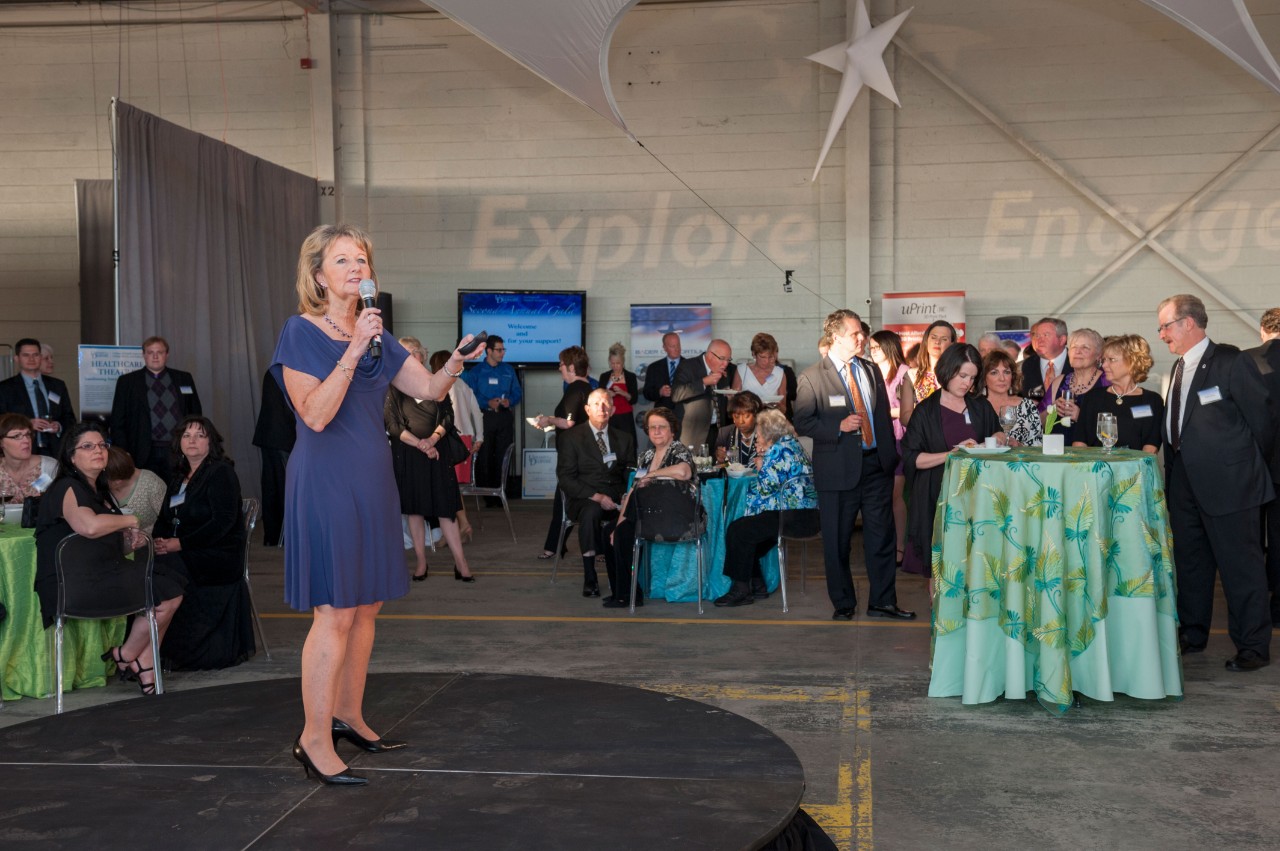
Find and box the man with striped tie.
[643,332,684,405]
[0,338,76,457]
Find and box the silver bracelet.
[442,363,464,378]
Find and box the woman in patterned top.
[105,446,167,534]
[980,349,1042,447]
[0,413,58,502]
[713,409,818,608]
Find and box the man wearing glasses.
[671,339,733,450]
[1158,294,1273,671]
[463,334,522,504]
[0,338,77,457]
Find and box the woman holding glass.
[0,413,59,503]
[271,224,482,786]
[1072,334,1163,453]
[980,350,1042,447]
[906,320,956,402]
[537,346,593,560]
[1045,328,1108,443]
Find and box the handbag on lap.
[633,478,705,542]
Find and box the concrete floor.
[3,500,1277,850]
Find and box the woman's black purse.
[21,495,41,528]
[439,427,471,469]
[632,478,705,542]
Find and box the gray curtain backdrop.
[114,100,319,500]
[75,178,115,348]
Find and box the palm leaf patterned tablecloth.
[928,447,1181,713]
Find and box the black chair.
[628,479,707,614]
[776,508,821,612]
[240,498,271,661]
[53,530,161,714]
[460,444,517,542]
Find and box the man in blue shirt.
[0,338,76,457]
[463,334,522,502]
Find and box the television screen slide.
[458,290,585,368]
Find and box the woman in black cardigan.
[901,344,1004,576]
[153,415,253,670]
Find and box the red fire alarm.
[300,57,313,70]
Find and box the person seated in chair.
[105,446,167,535]
[714,391,763,467]
[610,407,698,609]
[34,422,186,696]
[555,388,636,601]
[714,409,818,607]
[0,412,59,502]
[152,415,253,670]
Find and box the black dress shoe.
[583,581,601,598]
[332,718,408,753]
[1179,638,1206,655]
[867,604,916,620]
[1225,651,1269,672]
[713,589,755,607]
[751,581,769,600]
[603,597,642,609]
[831,608,855,621]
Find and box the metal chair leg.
[54,618,64,715]
[499,492,517,543]
[629,539,643,615]
[244,576,272,660]
[778,537,789,614]
[552,521,572,584]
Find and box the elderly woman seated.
[152,415,253,670]
[714,390,763,466]
[105,446,167,534]
[0,412,58,503]
[35,422,185,695]
[609,407,696,609]
[713,409,818,608]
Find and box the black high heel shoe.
[293,738,368,786]
[133,664,157,696]
[412,564,429,582]
[101,647,137,682]
[454,567,476,583]
[331,718,408,753]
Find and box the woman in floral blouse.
[0,413,58,502]
[713,409,818,607]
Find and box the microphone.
[358,278,382,359]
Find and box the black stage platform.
[0,673,809,849]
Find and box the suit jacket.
[1163,340,1274,515]
[1019,351,1072,400]
[1247,339,1280,481]
[642,356,684,404]
[252,369,296,452]
[793,355,898,491]
[670,355,732,434]
[110,367,203,463]
[153,458,244,585]
[0,374,76,454]
[556,421,637,504]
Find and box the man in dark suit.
[556,388,637,602]
[1158,294,1274,671]
[642,332,684,405]
[670,339,733,450]
[1019,317,1071,409]
[794,310,912,621]
[252,368,296,547]
[110,336,202,482]
[0,338,76,457]
[1248,306,1280,627]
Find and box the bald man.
[670,339,733,449]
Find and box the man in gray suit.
[670,339,732,451]
[1158,294,1274,671]
[794,309,911,621]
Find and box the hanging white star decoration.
[808,1,913,181]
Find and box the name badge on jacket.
[180,385,194,395]
[1131,405,1153,419]
[603,452,617,466]
[828,395,846,408]
[48,391,62,405]
[169,492,186,509]
[1197,386,1222,405]
[489,378,499,385]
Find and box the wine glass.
[1097,413,1118,454]
[999,405,1018,434]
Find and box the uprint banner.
[881,291,966,354]
[78,345,145,416]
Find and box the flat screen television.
[457,290,586,369]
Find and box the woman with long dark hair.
[35,422,186,695]
[906,320,957,402]
[868,331,913,565]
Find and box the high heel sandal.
[454,567,476,583]
[292,737,368,786]
[132,664,157,695]
[101,647,136,681]
[412,564,429,582]
[332,718,408,753]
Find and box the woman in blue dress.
[271,224,482,786]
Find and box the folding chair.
[53,530,162,714]
[241,498,270,660]
[778,508,823,600]
[549,488,576,584]
[629,480,708,615]
[459,443,517,542]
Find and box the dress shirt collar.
[1042,351,1067,377]
[1181,335,1210,374]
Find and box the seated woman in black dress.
[901,344,1005,576]
[34,422,186,695]
[153,415,254,670]
[1072,334,1163,453]
[714,391,763,466]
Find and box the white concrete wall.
[2,0,1278,418]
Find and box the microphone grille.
[358,278,377,299]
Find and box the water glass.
[1097,413,1118,454]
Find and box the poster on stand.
[629,303,712,399]
[881,291,966,354]
[78,345,145,416]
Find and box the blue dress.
[270,316,410,610]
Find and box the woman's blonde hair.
[607,341,626,362]
[294,224,375,316]
[1102,334,1155,384]
[755,408,794,445]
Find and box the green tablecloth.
[926,446,1183,714]
[0,524,125,700]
